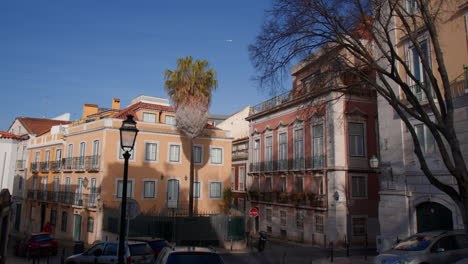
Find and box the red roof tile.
[0,131,27,140]
[113,102,175,120]
[17,117,71,136]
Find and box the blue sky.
[0,0,290,130]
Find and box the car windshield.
[129,244,152,256]
[167,253,223,264]
[393,235,433,251]
[31,234,52,242]
[148,240,168,251]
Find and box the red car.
[15,232,58,258]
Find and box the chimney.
[82,104,99,119]
[112,98,121,110]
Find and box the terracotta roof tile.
[0,131,27,140]
[113,102,175,120]
[17,117,71,136]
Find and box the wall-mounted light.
[369,155,379,169]
[160,175,164,180]
[333,191,340,201]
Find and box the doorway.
[73,214,82,241]
[40,204,46,231]
[416,202,453,233]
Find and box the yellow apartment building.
[24,96,232,244]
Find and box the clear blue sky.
[0,0,290,130]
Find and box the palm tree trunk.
[189,138,194,217]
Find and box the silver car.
[155,246,225,264]
[375,230,468,264]
[65,240,155,264]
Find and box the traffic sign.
[119,199,141,220]
[249,207,259,217]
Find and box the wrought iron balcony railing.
[30,162,39,173]
[249,191,326,207]
[62,156,100,172]
[40,162,50,173]
[250,156,325,172]
[27,190,98,208]
[52,161,61,172]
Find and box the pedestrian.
[43,222,52,233]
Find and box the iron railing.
[252,90,293,114]
[52,161,61,172]
[27,190,98,208]
[62,156,100,171]
[250,156,325,172]
[40,162,50,173]
[249,191,325,207]
[232,150,248,161]
[30,162,39,173]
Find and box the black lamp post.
[118,115,138,264]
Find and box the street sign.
[119,199,141,220]
[249,207,259,217]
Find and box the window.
[119,148,135,161]
[193,181,201,199]
[103,243,118,256]
[266,208,272,223]
[296,210,305,229]
[409,40,430,101]
[265,177,272,192]
[293,129,304,169]
[165,115,176,125]
[117,180,133,198]
[44,150,50,165]
[348,122,365,157]
[352,217,367,236]
[278,177,287,192]
[193,145,202,164]
[404,0,417,15]
[210,147,223,164]
[312,123,324,168]
[210,182,222,199]
[87,243,105,256]
[143,112,156,123]
[295,176,304,193]
[61,212,68,232]
[238,167,245,191]
[231,168,235,191]
[55,149,62,161]
[18,176,23,190]
[280,211,287,226]
[145,143,158,161]
[53,177,59,201]
[278,132,288,170]
[238,198,244,211]
[30,205,35,220]
[264,136,273,170]
[351,175,367,198]
[315,215,324,233]
[35,151,40,162]
[89,178,97,206]
[78,142,86,169]
[169,144,180,163]
[143,181,156,198]
[87,217,94,233]
[415,124,435,153]
[92,140,99,169]
[253,139,260,170]
[50,209,57,226]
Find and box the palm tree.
[164,56,217,217]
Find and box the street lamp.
[369,155,379,169]
[118,115,138,264]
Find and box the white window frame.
[277,130,288,170]
[231,167,236,191]
[293,126,305,169]
[144,141,159,162]
[414,123,435,153]
[350,173,368,199]
[315,214,324,234]
[348,121,366,157]
[193,181,202,200]
[265,176,273,192]
[278,176,287,192]
[117,144,136,161]
[165,115,176,125]
[209,146,224,165]
[142,112,157,123]
[142,179,157,199]
[264,133,273,170]
[115,178,135,199]
[294,175,304,193]
[167,143,182,164]
[238,166,245,191]
[311,121,325,168]
[406,38,432,102]
[193,144,203,165]
[209,181,223,200]
[252,137,261,170]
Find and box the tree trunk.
[188,138,194,217]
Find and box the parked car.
[374,230,468,264]
[129,237,171,257]
[14,232,58,258]
[65,240,154,264]
[155,246,224,264]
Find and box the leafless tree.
[250,0,468,230]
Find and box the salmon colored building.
[23,95,232,244]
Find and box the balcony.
[251,90,293,115]
[16,160,25,170]
[52,161,61,172]
[250,156,325,173]
[249,191,326,208]
[27,190,98,208]
[232,150,248,161]
[62,156,100,172]
[451,67,468,98]
[40,162,50,173]
[30,162,39,173]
